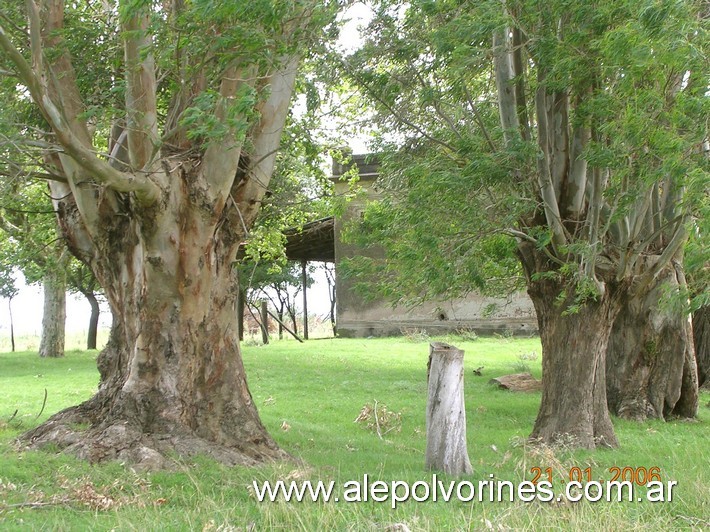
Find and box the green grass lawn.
[1,336,708,530]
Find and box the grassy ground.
[0,330,112,354]
[0,335,708,530]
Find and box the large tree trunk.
[607,261,699,420]
[22,168,285,469]
[82,290,100,350]
[694,305,709,389]
[38,272,66,358]
[528,280,621,449]
[521,244,621,449]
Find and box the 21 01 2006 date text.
[530,466,665,485]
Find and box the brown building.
[327,154,538,338]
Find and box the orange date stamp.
[530,466,664,485]
[526,466,677,502]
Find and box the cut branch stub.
[425,342,473,476]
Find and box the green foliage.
[335,1,528,305]
[0,172,64,286]
[180,87,257,143]
[339,152,526,306]
[337,0,708,312]
[236,79,341,294]
[0,11,92,292]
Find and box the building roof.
[283,216,334,262]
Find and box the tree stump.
[425,342,473,475]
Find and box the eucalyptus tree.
[0,176,69,358]
[0,0,336,466]
[343,0,707,447]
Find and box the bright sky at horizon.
[0,268,333,343]
[0,272,112,338]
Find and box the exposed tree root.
[19,404,288,472]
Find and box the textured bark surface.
[22,165,287,468]
[527,279,621,449]
[481,5,703,453]
[694,306,709,389]
[518,242,622,449]
[425,342,473,475]
[607,261,699,420]
[0,0,312,469]
[38,272,66,358]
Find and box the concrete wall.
[332,155,538,338]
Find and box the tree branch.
[534,82,567,250]
[566,116,590,217]
[409,69,464,141]
[231,56,300,229]
[504,228,565,266]
[584,167,603,277]
[462,82,497,152]
[493,28,519,148]
[122,1,160,170]
[634,217,689,294]
[511,26,530,141]
[25,0,43,75]
[548,91,569,199]
[0,20,160,205]
[0,168,67,183]
[202,65,256,199]
[343,59,459,156]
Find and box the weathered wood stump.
[425,342,473,475]
[489,373,542,392]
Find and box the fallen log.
[489,373,541,392]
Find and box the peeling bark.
[3,0,308,468]
[22,165,287,468]
[607,260,699,420]
[519,243,621,449]
[528,282,621,448]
